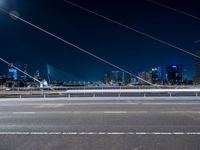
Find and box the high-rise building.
[111,71,122,83]
[167,64,183,84]
[152,66,164,84]
[194,50,200,84]
[8,68,18,81]
[103,72,110,84]
[138,71,152,85]
[22,64,28,81]
[10,62,28,81]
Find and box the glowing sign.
[172,65,177,68]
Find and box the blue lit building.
[152,66,164,84]
[8,68,18,81]
[167,65,183,84]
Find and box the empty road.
[0,97,200,150]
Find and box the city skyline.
[0,0,200,80]
[2,62,191,84]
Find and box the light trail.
[0,131,200,135]
[146,0,200,21]
[64,0,200,59]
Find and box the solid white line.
[0,96,200,102]
[0,132,200,135]
[4,111,144,115]
[2,102,200,107]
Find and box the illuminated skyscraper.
[8,67,18,81]
[152,66,164,84]
[167,64,182,84]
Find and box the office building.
[111,71,122,83]
[103,72,110,84]
[152,66,164,84]
[167,64,183,84]
[8,67,18,81]
[138,71,152,85]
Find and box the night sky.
[0,0,200,81]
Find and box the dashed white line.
[1,110,199,115]
[12,112,36,115]
[103,111,127,114]
[2,102,200,107]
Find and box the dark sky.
[0,0,200,81]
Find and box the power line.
[64,0,200,59]
[0,8,155,86]
[146,0,200,21]
[0,8,42,84]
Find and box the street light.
[0,0,4,5]
[9,10,20,20]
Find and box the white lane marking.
[2,102,200,107]
[0,132,200,135]
[103,111,127,114]
[0,97,200,102]
[34,104,65,108]
[1,111,148,115]
[12,112,36,115]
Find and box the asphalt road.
[0,98,200,150]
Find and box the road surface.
[0,98,200,150]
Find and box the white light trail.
[64,0,200,59]
[65,88,200,94]
[147,0,200,21]
[0,8,154,86]
[0,131,200,135]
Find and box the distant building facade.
[103,72,110,84]
[111,71,122,83]
[8,68,18,81]
[151,66,164,84]
[138,71,152,85]
[167,64,183,84]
